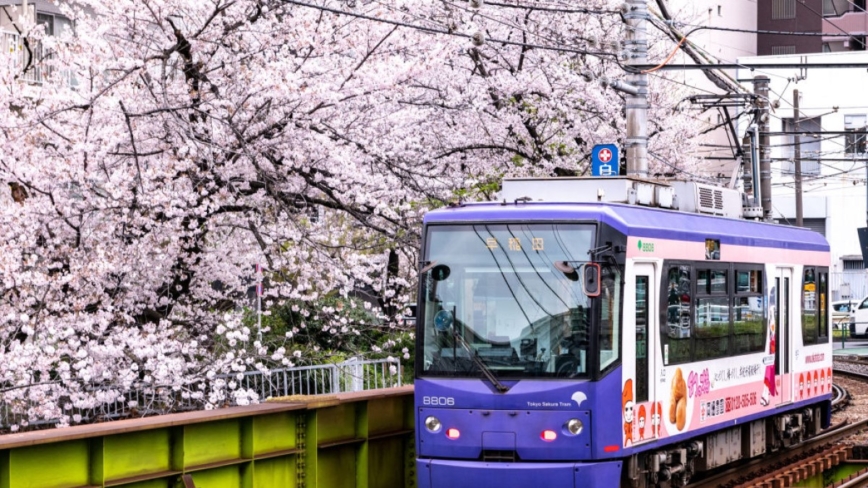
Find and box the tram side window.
[599,266,622,372]
[665,266,692,364]
[819,270,828,339]
[694,269,730,361]
[734,268,765,354]
[802,267,818,344]
[635,276,649,403]
[802,267,830,344]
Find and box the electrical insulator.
[472,31,485,46]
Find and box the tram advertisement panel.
[623,363,831,445]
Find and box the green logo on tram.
[638,240,655,252]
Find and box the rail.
[837,469,868,488]
[832,383,850,410]
[688,419,868,488]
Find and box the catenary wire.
[281,0,624,61]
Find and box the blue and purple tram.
[414,178,832,488]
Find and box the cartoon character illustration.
[651,402,662,437]
[820,369,826,394]
[761,286,777,407]
[799,373,805,400]
[828,367,833,392]
[637,404,647,440]
[813,370,818,396]
[669,368,688,431]
[622,379,634,446]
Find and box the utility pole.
[753,76,773,221]
[623,0,648,177]
[793,89,804,227]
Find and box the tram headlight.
[565,418,584,436]
[425,416,442,433]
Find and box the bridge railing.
[236,356,402,398]
[0,357,402,430]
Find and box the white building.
[737,51,868,299]
[660,0,758,178]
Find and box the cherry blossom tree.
[0,0,703,427]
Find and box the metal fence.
[831,271,868,301]
[0,357,402,430]
[236,357,403,398]
[2,30,43,84]
[2,29,79,87]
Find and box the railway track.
[686,419,868,488]
[835,470,868,488]
[830,361,868,487]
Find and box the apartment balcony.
[2,28,76,93]
[2,30,45,84]
[822,9,868,48]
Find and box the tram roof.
[423,202,830,252]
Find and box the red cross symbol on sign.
[598,148,612,163]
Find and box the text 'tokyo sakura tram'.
[414,177,832,488]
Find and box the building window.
[34,13,74,38]
[36,13,55,36]
[850,36,867,51]
[823,0,840,16]
[773,0,797,19]
[771,46,797,55]
[845,114,867,154]
[781,117,822,175]
[843,259,864,271]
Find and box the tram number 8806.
[422,396,455,406]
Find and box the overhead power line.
[629,62,868,71]
[481,1,621,15]
[282,0,623,60]
[664,22,855,38]
[763,131,865,136]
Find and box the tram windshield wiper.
[452,328,509,393]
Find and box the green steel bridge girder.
[0,386,415,488]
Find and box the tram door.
[775,268,794,406]
[633,262,658,443]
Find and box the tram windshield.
[419,224,618,380]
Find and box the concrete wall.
[757,0,823,55]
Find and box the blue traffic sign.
[591,144,620,176]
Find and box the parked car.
[848,297,868,336]
[832,300,855,329]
